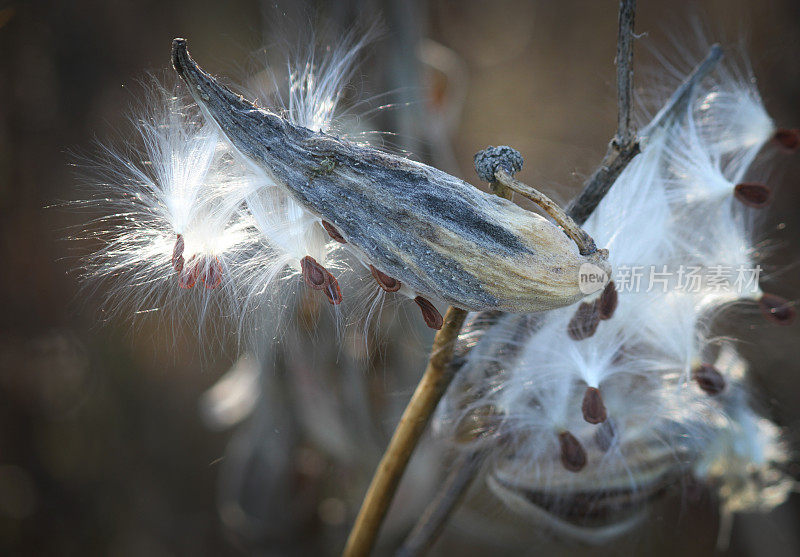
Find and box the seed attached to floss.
[369,265,401,292]
[415,296,443,330]
[774,128,800,152]
[300,255,329,290]
[171,41,612,315]
[324,274,343,305]
[759,292,796,325]
[567,301,601,341]
[172,234,185,273]
[201,257,223,289]
[734,182,772,208]
[558,430,587,473]
[321,220,346,243]
[692,363,726,395]
[597,281,618,320]
[178,255,199,289]
[581,387,608,424]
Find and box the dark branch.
[567,0,638,225]
[397,451,485,557]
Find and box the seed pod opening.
[171,38,611,314]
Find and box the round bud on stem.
[473,146,524,183]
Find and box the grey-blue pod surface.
[171,39,610,314]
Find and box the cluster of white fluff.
[434,47,795,542]
[77,32,386,341]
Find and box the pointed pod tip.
[171,38,190,76]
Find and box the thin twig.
[343,306,469,557]
[567,0,638,225]
[396,451,486,557]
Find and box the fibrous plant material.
[171,39,610,319]
[432,23,796,551]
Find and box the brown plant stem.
[343,306,468,557]
[567,0,638,225]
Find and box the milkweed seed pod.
[434,42,795,541]
[170,39,610,317]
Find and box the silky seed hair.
[434,39,795,541]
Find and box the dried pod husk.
[488,437,684,536]
[171,39,611,313]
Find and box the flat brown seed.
[323,273,343,305]
[581,387,608,424]
[597,281,618,320]
[369,265,401,292]
[558,431,587,472]
[172,234,185,272]
[734,182,772,208]
[692,364,726,395]
[759,292,796,325]
[321,220,346,243]
[415,296,443,330]
[567,301,600,340]
[774,128,800,152]
[300,255,329,290]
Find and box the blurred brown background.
[1,0,799,555]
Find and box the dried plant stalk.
[343,306,468,557]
